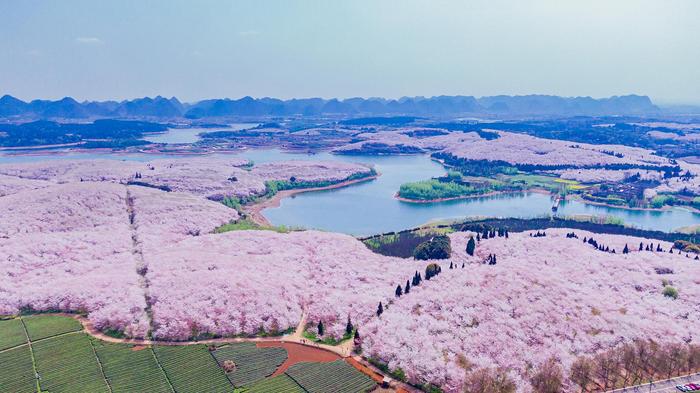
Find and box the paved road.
[608,373,700,393]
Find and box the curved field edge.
[0,314,379,393]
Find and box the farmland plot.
[246,374,305,393]
[22,314,82,341]
[212,342,287,387]
[153,345,231,393]
[32,333,110,393]
[92,341,172,393]
[0,344,35,393]
[285,360,376,393]
[0,318,27,350]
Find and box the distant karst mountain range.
[0,94,661,120]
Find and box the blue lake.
[143,123,259,144]
[1,148,699,235]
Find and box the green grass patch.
[211,342,287,387]
[246,374,305,393]
[154,344,232,393]
[22,315,82,341]
[0,344,35,393]
[285,360,376,393]
[651,194,676,208]
[302,329,354,346]
[0,318,27,350]
[581,193,628,206]
[33,333,110,393]
[92,341,172,393]
[265,169,376,197]
[398,179,486,201]
[214,218,294,234]
[505,173,575,193]
[563,214,626,226]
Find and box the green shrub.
[651,195,676,208]
[673,240,700,253]
[414,235,452,260]
[392,367,407,382]
[663,286,678,299]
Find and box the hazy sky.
[1,0,699,104]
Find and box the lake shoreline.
[394,187,552,204]
[568,194,700,214]
[245,173,380,227]
[394,187,700,216]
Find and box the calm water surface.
[143,123,260,144]
[259,153,700,235]
[1,148,698,235]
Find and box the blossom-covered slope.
[0,182,150,336]
[361,229,700,392]
[145,230,424,340]
[0,157,373,200]
[0,157,376,338]
[0,173,51,196]
[0,181,240,336]
[440,131,669,168]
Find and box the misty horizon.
[2,0,699,105]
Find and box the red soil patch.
[130,345,148,351]
[257,341,340,376]
[346,357,384,383]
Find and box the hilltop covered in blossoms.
[0,157,373,200]
[145,230,424,340]
[0,157,374,336]
[440,131,670,168]
[361,229,700,392]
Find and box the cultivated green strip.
[22,314,82,341]
[150,347,176,393]
[19,317,41,393]
[0,344,36,393]
[0,318,28,351]
[89,338,114,393]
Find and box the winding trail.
[124,186,155,337]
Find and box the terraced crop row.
[92,340,173,393]
[0,315,374,393]
[212,342,288,387]
[32,333,110,393]
[246,374,305,393]
[0,344,36,392]
[22,315,82,341]
[285,360,376,393]
[0,318,27,350]
[153,344,231,393]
